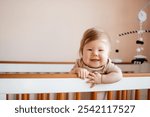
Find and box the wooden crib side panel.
[1,73,150,100]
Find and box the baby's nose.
[92,50,98,55]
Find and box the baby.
[71,27,123,99]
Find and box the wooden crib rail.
[0,73,150,100]
[0,61,150,100]
[0,73,77,78]
[0,72,149,78]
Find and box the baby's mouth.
[90,59,100,62]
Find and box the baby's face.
[82,39,109,68]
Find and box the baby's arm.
[71,67,89,79]
[101,65,122,84]
[86,64,122,87]
[70,61,90,79]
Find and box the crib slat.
[90,92,97,100]
[16,94,20,100]
[126,90,128,99]
[135,90,140,100]
[107,91,113,100]
[116,91,121,100]
[41,93,49,100]
[122,90,127,100]
[21,94,29,100]
[6,94,9,100]
[147,89,150,100]
[57,93,66,100]
[37,93,41,100]
[75,92,81,100]
[126,90,129,100]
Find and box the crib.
[0,61,150,100]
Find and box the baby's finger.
[89,72,96,77]
[77,71,80,77]
[86,79,94,83]
[83,71,87,78]
[78,71,82,78]
[89,72,94,76]
[90,83,95,88]
[87,75,95,80]
[80,71,83,78]
[80,71,84,78]
[85,71,89,78]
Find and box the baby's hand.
[75,68,89,79]
[86,72,102,88]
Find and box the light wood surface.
[0,73,150,78]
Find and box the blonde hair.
[79,27,111,57]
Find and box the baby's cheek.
[100,56,107,64]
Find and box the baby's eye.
[98,49,104,51]
[87,49,92,51]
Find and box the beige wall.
[0,0,150,62]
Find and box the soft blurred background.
[0,0,150,62]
